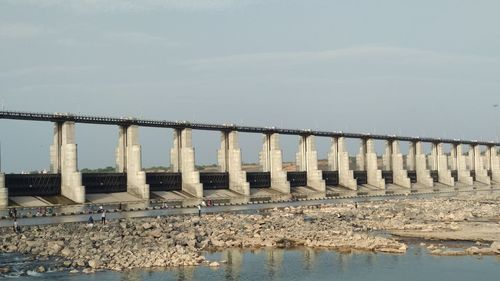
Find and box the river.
[1,245,499,280]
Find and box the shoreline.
[1,194,499,274]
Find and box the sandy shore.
[1,193,499,273]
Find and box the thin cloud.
[2,0,270,13]
[186,45,500,71]
[0,23,50,39]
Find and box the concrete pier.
[489,146,500,182]
[454,144,473,185]
[259,133,290,194]
[217,131,250,196]
[328,137,357,190]
[49,122,85,203]
[386,140,411,188]
[471,145,491,185]
[358,139,385,189]
[0,173,7,208]
[296,135,326,192]
[435,143,454,186]
[171,128,203,198]
[116,125,150,199]
[413,142,434,187]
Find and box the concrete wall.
[115,126,150,199]
[295,135,325,192]
[259,133,290,194]
[170,128,203,198]
[328,137,357,190]
[0,173,7,208]
[217,131,250,196]
[50,122,85,203]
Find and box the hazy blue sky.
[1,0,500,172]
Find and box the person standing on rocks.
[13,218,20,233]
[101,208,107,224]
[197,204,202,217]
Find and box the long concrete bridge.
[1,110,499,208]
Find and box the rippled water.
[1,246,499,281]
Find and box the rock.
[36,266,46,273]
[82,268,94,274]
[142,223,153,230]
[0,267,10,273]
[69,269,79,273]
[63,261,72,267]
[209,261,220,267]
[489,241,500,253]
[60,248,72,257]
[88,259,100,269]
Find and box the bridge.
[1,110,500,208]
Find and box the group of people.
[87,205,107,226]
[8,208,21,233]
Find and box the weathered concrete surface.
[0,173,6,208]
[454,144,473,185]
[490,146,500,182]
[328,137,357,190]
[296,135,326,192]
[50,122,85,204]
[259,134,290,194]
[471,145,491,185]
[217,131,250,196]
[116,125,150,200]
[364,139,385,189]
[386,140,411,188]
[171,128,203,198]
[434,143,454,186]
[414,142,434,187]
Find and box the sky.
[1,0,500,172]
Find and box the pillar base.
[458,172,473,185]
[61,183,85,204]
[492,172,500,183]
[307,172,326,192]
[229,171,250,196]
[0,191,7,209]
[475,172,491,185]
[393,170,411,188]
[366,153,385,189]
[270,171,290,194]
[128,171,150,200]
[182,171,204,198]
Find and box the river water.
[1,246,499,281]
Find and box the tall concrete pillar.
[407,142,416,171]
[355,140,366,171]
[259,133,290,194]
[449,145,458,171]
[115,125,150,199]
[217,131,250,196]
[328,137,357,190]
[472,145,490,185]
[415,141,434,187]
[0,173,7,208]
[435,143,454,186]
[389,140,411,188]
[489,146,500,182]
[455,144,473,185]
[483,148,491,171]
[170,128,203,198]
[49,122,85,203]
[296,135,326,192]
[382,141,392,171]
[364,139,385,189]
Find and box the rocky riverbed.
[1,193,499,274]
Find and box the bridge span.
[1,110,500,208]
